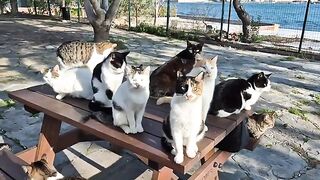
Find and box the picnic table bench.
[6,84,259,180]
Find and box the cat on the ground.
[22,154,86,180]
[57,41,117,71]
[247,112,275,139]
[43,65,93,100]
[112,64,150,134]
[209,72,272,117]
[150,41,204,97]
[89,51,130,111]
[162,71,206,164]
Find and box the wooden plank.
[0,149,28,180]
[16,146,37,164]
[35,115,61,166]
[206,115,237,134]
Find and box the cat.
[209,72,272,117]
[157,56,218,131]
[149,40,204,97]
[247,112,275,139]
[57,41,117,71]
[162,71,206,164]
[0,143,10,151]
[89,51,130,112]
[43,65,93,100]
[22,154,86,180]
[112,64,150,134]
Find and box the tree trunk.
[154,0,158,26]
[84,0,122,42]
[135,7,138,26]
[10,0,18,15]
[233,0,251,42]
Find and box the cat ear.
[195,72,204,82]
[121,51,130,57]
[187,40,192,48]
[266,73,272,78]
[197,42,204,50]
[52,65,60,73]
[22,165,32,174]
[143,66,151,75]
[210,56,218,65]
[112,43,117,48]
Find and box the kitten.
[57,41,117,71]
[209,72,272,117]
[247,112,275,139]
[89,51,130,111]
[149,40,204,97]
[43,65,93,100]
[157,56,218,131]
[162,71,206,164]
[112,64,150,134]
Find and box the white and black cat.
[43,65,93,100]
[209,72,271,117]
[112,64,150,134]
[89,51,130,111]
[162,71,206,164]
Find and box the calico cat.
[149,41,204,97]
[22,154,86,180]
[209,72,272,117]
[89,51,130,111]
[43,65,93,100]
[157,56,218,131]
[57,41,117,71]
[162,71,206,164]
[112,64,150,134]
[247,112,275,139]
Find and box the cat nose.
[186,94,193,100]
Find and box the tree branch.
[84,0,96,25]
[105,0,122,24]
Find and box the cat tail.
[156,96,172,105]
[0,143,11,151]
[161,137,173,152]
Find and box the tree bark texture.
[233,0,251,42]
[84,0,121,42]
[10,0,18,15]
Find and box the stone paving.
[0,17,319,180]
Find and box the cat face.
[126,64,150,89]
[186,40,204,61]
[175,71,204,100]
[22,155,59,180]
[108,51,130,72]
[201,56,218,77]
[43,65,60,83]
[249,72,272,91]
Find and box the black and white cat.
[89,51,130,111]
[112,64,150,134]
[209,72,271,117]
[162,71,206,164]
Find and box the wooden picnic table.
[7,84,255,180]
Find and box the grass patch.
[288,107,308,120]
[295,75,305,80]
[0,99,16,108]
[310,94,320,105]
[298,99,311,106]
[280,56,295,61]
[291,89,302,94]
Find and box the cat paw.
[186,147,198,158]
[121,126,131,134]
[130,128,137,134]
[171,148,177,155]
[56,94,65,100]
[136,125,144,133]
[244,105,252,111]
[174,154,184,164]
[204,125,208,132]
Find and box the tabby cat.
[57,41,117,71]
[149,41,204,97]
[247,112,275,139]
[22,154,86,180]
[162,71,206,164]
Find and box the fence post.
[226,0,232,39]
[298,0,311,53]
[33,0,37,15]
[47,0,51,16]
[166,0,170,36]
[219,0,225,41]
[128,0,131,30]
[77,0,80,22]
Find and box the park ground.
[0,17,319,179]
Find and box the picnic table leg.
[34,114,61,166]
[149,161,177,180]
